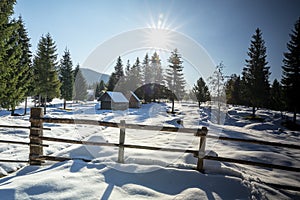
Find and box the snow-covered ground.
[0,99,299,199]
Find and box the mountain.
[80,68,110,86]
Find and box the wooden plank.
[0,139,48,147]
[204,155,300,172]
[33,136,119,147]
[32,135,198,154]
[0,124,50,131]
[207,135,300,150]
[123,144,198,154]
[196,134,207,172]
[29,108,44,165]
[35,155,91,162]
[0,159,28,163]
[118,120,125,163]
[0,139,30,146]
[30,117,208,136]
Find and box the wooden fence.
[1,107,300,173]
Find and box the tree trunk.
[217,102,221,125]
[11,108,15,116]
[38,94,41,107]
[252,106,256,117]
[198,101,201,108]
[293,107,297,124]
[44,95,47,115]
[171,98,175,114]
[23,97,28,115]
[64,99,66,110]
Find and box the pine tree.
[151,52,164,84]
[125,59,131,77]
[193,77,210,108]
[143,53,152,84]
[73,65,88,101]
[151,52,164,102]
[33,33,61,114]
[165,49,186,113]
[242,28,270,117]
[59,48,74,109]
[0,16,32,116]
[126,57,142,92]
[17,17,33,115]
[0,0,16,108]
[0,19,22,113]
[225,74,242,105]
[282,18,300,124]
[269,79,285,112]
[107,56,124,91]
[95,80,106,99]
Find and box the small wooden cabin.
[98,91,129,110]
[128,91,141,108]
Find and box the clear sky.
[13,0,300,86]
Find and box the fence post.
[118,120,126,163]
[29,107,44,165]
[195,127,208,172]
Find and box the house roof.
[105,91,129,103]
[130,91,140,101]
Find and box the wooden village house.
[126,91,141,108]
[98,91,129,110]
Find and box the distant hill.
[80,68,110,86]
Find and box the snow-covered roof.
[130,91,140,101]
[106,91,129,103]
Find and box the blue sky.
[14,0,300,86]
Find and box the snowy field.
[0,99,299,199]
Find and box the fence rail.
[30,117,208,136]
[0,124,51,131]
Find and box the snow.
[105,92,129,103]
[0,99,299,199]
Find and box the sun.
[143,28,175,50]
[144,13,177,51]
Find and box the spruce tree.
[225,74,242,105]
[151,52,164,84]
[0,17,32,115]
[143,53,152,84]
[0,0,16,108]
[73,65,88,101]
[0,19,22,113]
[282,18,300,124]
[107,56,124,91]
[126,57,142,92]
[125,59,131,77]
[95,80,106,99]
[269,79,285,112]
[193,77,210,108]
[242,28,270,117]
[151,52,164,102]
[165,49,186,113]
[33,33,61,114]
[17,16,33,115]
[59,48,74,109]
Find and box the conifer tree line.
[1,1,299,123]
[192,19,300,125]
[224,19,300,124]
[0,1,88,115]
